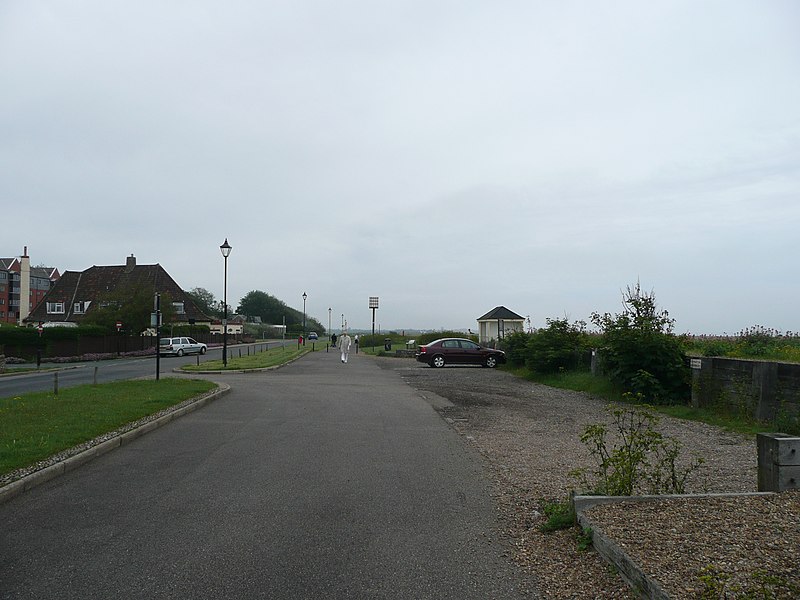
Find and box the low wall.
[691,357,800,424]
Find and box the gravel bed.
[375,357,798,598]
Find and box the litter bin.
[384,338,392,351]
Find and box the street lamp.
[302,292,307,346]
[220,238,232,367]
[328,308,331,341]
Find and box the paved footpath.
[0,351,535,599]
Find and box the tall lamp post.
[328,308,331,341]
[220,238,232,367]
[302,292,307,345]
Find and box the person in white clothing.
[339,332,352,363]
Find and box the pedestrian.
[354,334,359,353]
[331,332,337,348]
[339,331,352,364]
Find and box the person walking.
[331,333,337,348]
[339,331,352,364]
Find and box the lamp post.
[328,308,331,341]
[220,238,232,367]
[302,292,307,345]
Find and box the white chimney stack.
[19,246,31,325]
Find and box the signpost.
[153,293,161,380]
[369,296,379,351]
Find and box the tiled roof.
[0,258,19,270]
[477,306,525,321]
[25,261,212,324]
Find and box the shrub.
[524,318,590,374]
[571,400,705,496]
[592,282,689,404]
[501,331,531,367]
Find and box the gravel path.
[376,357,799,599]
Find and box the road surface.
[0,350,535,598]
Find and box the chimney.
[19,247,31,324]
[125,254,136,273]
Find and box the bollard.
[196,355,200,366]
[94,366,98,386]
[54,372,59,396]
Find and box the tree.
[187,287,220,318]
[237,290,325,333]
[591,283,688,404]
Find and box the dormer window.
[47,302,65,314]
[172,302,185,314]
[73,301,91,314]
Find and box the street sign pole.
[154,293,161,381]
[369,297,379,351]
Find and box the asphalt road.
[0,341,287,398]
[0,350,533,598]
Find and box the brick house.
[24,254,211,330]
[0,247,60,324]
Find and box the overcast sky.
[2,1,798,334]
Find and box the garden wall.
[691,357,800,424]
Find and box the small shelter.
[477,306,525,345]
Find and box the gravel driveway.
[375,357,799,599]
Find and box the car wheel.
[200,347,207,355]
[484,356,498,368]
[431,355,446,368]
[177,349,184,357]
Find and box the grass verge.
[0,378,216,476]
[181,344,311,371]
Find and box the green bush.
[501,331,531,367]
[592,283,689,405]
[524,318,590,374]
[571,400,705,496]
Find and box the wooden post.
[757,433,800,492]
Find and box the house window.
[47,302,65,314]
[172,302,185,314]
[73,301,91,314]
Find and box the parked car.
[308,332,318,340]
[159,337,207,357]
[415,338,506,368]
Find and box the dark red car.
[416,338,506,368]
